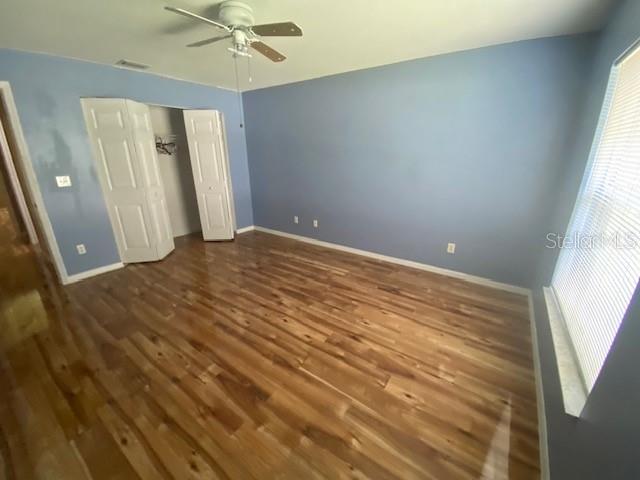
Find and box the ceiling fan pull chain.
[233,53,244,128]
[247,55,253,83]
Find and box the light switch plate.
[56,175,72,188]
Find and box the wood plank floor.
[0,230,540,479]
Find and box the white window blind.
[551,43,640,393]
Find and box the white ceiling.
[0,0,617,91]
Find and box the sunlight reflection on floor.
[1,198,49,351]
[0,289,48,351]
[481,396,512,480]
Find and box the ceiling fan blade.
[252,22,302,37]
[251,41,286,62]
[164,6,231,32]
[187,35,231,47]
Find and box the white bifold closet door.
[82,98,175,263]
[183,110,236,241]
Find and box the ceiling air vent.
[115,59,151,70]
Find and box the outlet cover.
[294,216,299,224]
[56,175,72,188]
[313,219,318,228]
[76,244,87,255]
[447,243,456,254]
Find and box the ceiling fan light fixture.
[228,47,252,58]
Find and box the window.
[550,42,640,397]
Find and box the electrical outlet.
[56,175,72,188]
[447,242,456,254]
[313,219,318,228]
[76,244,87,255]
[293,215,299,224]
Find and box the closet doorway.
[81,98,236,266]
[149,105,201,239]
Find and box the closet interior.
[148,105,200,239]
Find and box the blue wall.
[243,35,596,288]
[0,49,253,276]
[531,0,640,478]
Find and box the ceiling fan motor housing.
[219,1,255,28]
[232,30,250,52]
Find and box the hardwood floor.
[0,230,540,479]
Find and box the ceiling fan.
[165,1,303,62]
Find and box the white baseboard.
[252,226,530,295]
[236,225,256,234]
[64,262,124,284]
[528,294,550,479]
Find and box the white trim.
[218,112,238,233]
[236,225,255,234]
[0,81,69,284]
[253,226,530,295]
[528,293,550,480]
[0,108,38,243]
[64,262,124,284]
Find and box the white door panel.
[82,98,174,263]
[183,110,235,241]
[126,100,175,260]
[202,191,228,230]
[98,139,137,189]
[115,205,150,249]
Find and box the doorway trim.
[0,81,68,283]
[0,104,37,244]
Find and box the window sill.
[543,287,588,418]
